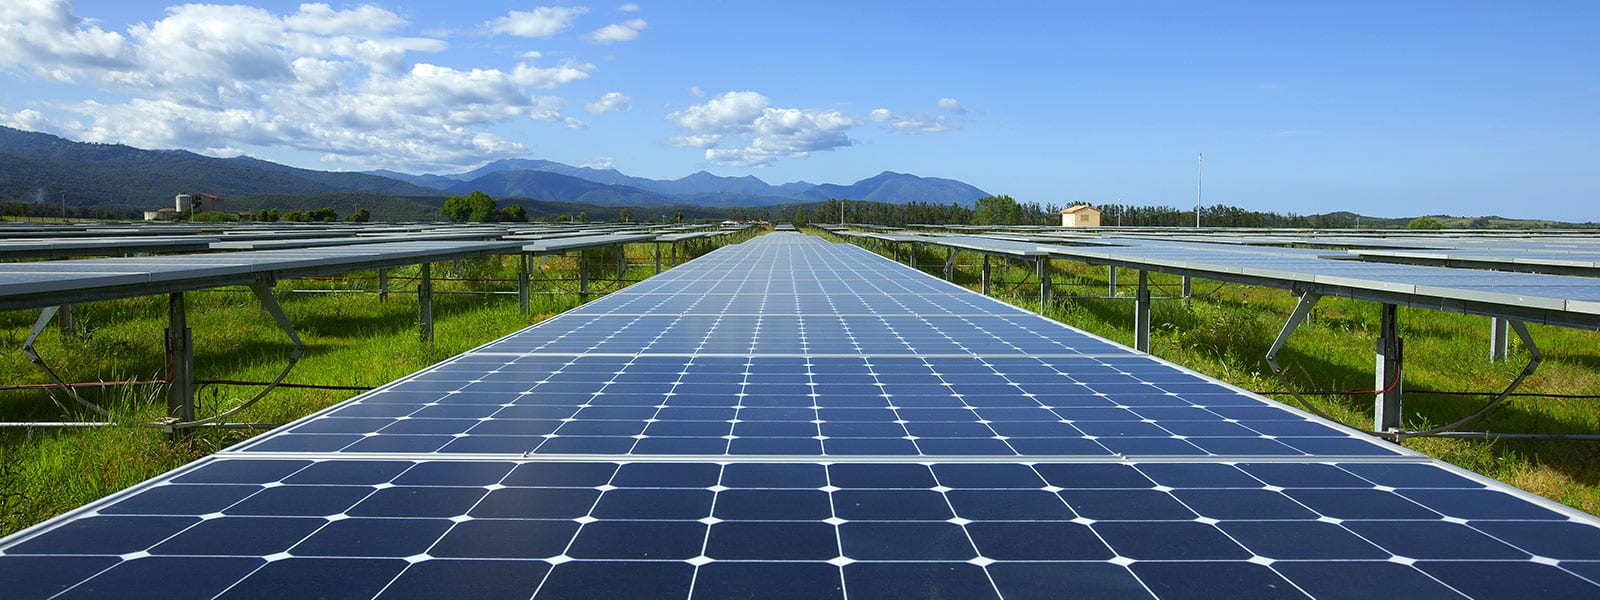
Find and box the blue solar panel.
[7,457,1599,599]
[5,232,1598,599]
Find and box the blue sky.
[2,1,1596,221]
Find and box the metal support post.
[1181,276,1192,306]
[1489,317,1509,362]
[1036,257,1052,312]
[165,293,194,434]
[378,268,389,302]
[981,256,991,296]
[1375,303,1404,433]
[1265,292,1321,373]
[671,242,679,266]
[654,243,662,274]
[1108,266,1117,296]
[58,304,74,338]
[909,243,918,269]
[1135,271,1151,352]
[579,251,590,302]
[944,248,957,280]
[617,245,627,284]
[419,263,434,343]
[518,253,531,314]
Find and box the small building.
[175,193,226,213]
[144,208,178,221]
[1061,204,1102,227]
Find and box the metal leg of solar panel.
[1135,271,1151,352]
[58,304,73,338]
[166,293,195,436]
[378,268,389,302]
[1182,275,1192,306]
[1037,257,1052,311]
[1375,303,1404,433]
[654,242,662,274]
[1108,266,1117,296]
[518,253,530,314]
[909,242,918,269]
[580,251,590,302]
[1490,317,1510,362]
[943,248,956,280]
[981,256,991,295]
[1265,292,1321,374]
[22,306,110,418]
[419,263,433,343]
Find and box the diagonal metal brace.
[1400,320,1542,439]
[1266,292,1321,374]
[166,280,304,429]
[22,306,111,417]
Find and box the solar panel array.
[5,233,1600,599]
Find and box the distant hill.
[0,126,441,212]
[371,159,992,209]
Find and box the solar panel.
[5,232,1599,599]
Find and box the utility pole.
[1196,153,1203,229]
[839,200,844,226]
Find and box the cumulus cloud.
[0,2,598,171]
[585,91,632,114]
[488,6,588,38]
[868,106,961,134]
[689,85,704,97]
[586,19,647,44]
[668,91,856,167]
[581,156,615,169]
[937,97,966,113]
[618,4,641,12]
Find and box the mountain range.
[0,126,990,215]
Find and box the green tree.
[617,207,634,223]
[498,204,528,222]
[576,212,588,223]
[971,195,1026,225]
[442,191,497,222]
[1407,216,1444,230]
[284,210,306,222]
[255,208,280,222]
[307,207,339,222]
[347,208,371,222]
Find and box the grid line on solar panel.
[231,349,1400,458]
[7,456,1600,600]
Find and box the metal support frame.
[1134,271,1151,352]
[1036,257,1052,311]
[981,256,991,296]
[419,263,434,343]
[1108,266,1117,296]
[518,253,531,314]
[909,243,919,269]
[378,268,389,302]
[23,307,109,417]
[1375,304,1404,433]
[166,293,194,431]
[1181,276,1192,306]
[1265,292,1322,373]
[654,242,662,274]
[943,248,957,280]
[579,250,590,302]
[58,304,74,338]
[1490,317,1510,362]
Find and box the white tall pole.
[1196,153,1203,228]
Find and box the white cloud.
[580,156,615,169]
[618,4,641,12]
[689,86,704,97]
[0,2,597,172]
[585,91,632,114]
[937,97,966,113]
[867,108,960,134]
[586,19,647,44]
[668,91,856,167]
[488,6,588,38]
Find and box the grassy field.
[0,237,745,536]
[831,231,1600,514]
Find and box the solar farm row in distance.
[4,233,1599,599]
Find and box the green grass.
[0,233,756,536]
[823,228,1600,514]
